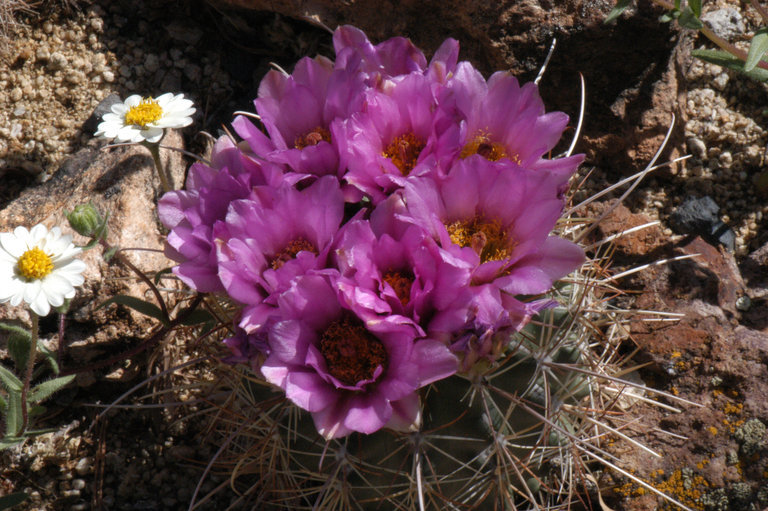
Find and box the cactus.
[152,25,693,511]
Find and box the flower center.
[294,126,332,149]
[319,315,388,386]
[16,247,54,281]
[460,132,519,163]
[383,270,414,306]
[270,238,316,270]
[446,216,513,263]
[124,98,163,128]
[382,132,426,175]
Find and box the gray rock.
[701,8,745,40]
[670,195,735,251]
[82,94,122,135]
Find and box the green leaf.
[0,393,6,412]
[28,375,75,404]
[0,366,23,393]
[5,392,22,437]
[0,323,31,341]
[745,27,768,72]
[659,11,675,23]
[678,6,703,29]
[179,308,214,327]
[689,0,702,17]
[604,0,632,24]
[692,48,768,82]
[98,295,168,325]
[153,267,174,285]
[0,437,23,451]
[0,492,28,510]
[35,341,59,375]
[102,246,119,262]
[7,335,31,372]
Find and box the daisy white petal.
[94,92,196,143]
[0,224,86,316]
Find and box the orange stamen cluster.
[270,238,316,270]
[446,216,513,263]
[383,270,414,306]
[460,131,519,163]
[319,315,388,386]
[382,132,426,175]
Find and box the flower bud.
[66,203,105,238]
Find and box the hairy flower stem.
[20,312,38,434]
[143,141,173,193]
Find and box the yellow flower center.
[17,247,54,281]
[294,126,332,149]
[446,216,513,263]
[383,270,414,306]
[382,132,426,176]
[270,238,316,270]
[124,98,163,128]
[460,131,519,163]
[319,315,388,386]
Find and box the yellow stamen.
[382,132,426,175]
[294,126,332,149]
[446,216,513,263]
[124,98,163,128]
[270,238,316,270]
[460,131,519,163]
[17,247,54,280]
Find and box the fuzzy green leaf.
[745,27,768,72]
[98,295,168,325]
[5,392,22,437]
[0,492,28,509]
[0,365,23,393]
[692,49,768,81]
[0,322,31,340]
[0,437,23,451]
[102,246,119,262]
[605,0,632,24]
[0,393,5,412]
[689,0,701,17]
[0,323,32,370]
[678,7,703,29]
[27,375,75,404]
[35,341,59,375]
[7,335,31,372]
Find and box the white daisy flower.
[94,93,196,144]
[0,225,87,316]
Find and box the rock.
[0,130,186,369]
[82,93,122,135]
[733,418,766,457]
[686,137,706,159]
[582,199,666,259]
[670,195,735,251]
[701,8,745,41]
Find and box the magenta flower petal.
[260,273,456,439]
